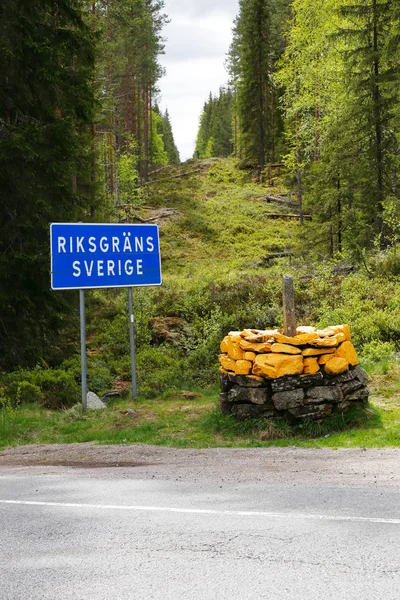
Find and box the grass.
[1,362,400,451]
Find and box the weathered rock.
[86,392,106,410]
[239,340,272,353]
[303,357,320,375]
[335,341,358,366]
[271,343,302,355]
[352,365,369,386]
[234,360,253,375]
[228,385,270,405]
[253,353,303,379]
[219,392,230,415]
[149,317,191,347]
[244,351,256,361]
[302,347,336,357]
[308,333,346,347]
[231,374,268,388]
[271,375,301,392]
[296,326,317,335]
[218,354,236,372]
[345,387,370,403]
[230,404,275,421]
[326,369,356,384]
[273,332,318,346]
[318,353,334,365]
[327,324,351,341]
[306,385,343,403]
[272,389,305,410]
[227,335,245,360]
[341,379,363,396]
[220,336,229,353]
[324,357,349,375]
[299,372,324,387]
[288,403,332,420]
[219,369,231,392]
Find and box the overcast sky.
[159,0,239,162]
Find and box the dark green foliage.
[227,0,290,166]
[161,109,180,164]
[194,88,234,159]
[0,0,96,368]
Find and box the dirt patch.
[2,443,400,487]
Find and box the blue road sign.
[50,223,162,290]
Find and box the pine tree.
[161,110,180,164]
[0,0,96,368]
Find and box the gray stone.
[86,391,106,410]
[271,376,301,393]
[272,389,304,410]
[228,385,270,406]
[219,393,230,415]
[232,374,268,388]
[288,403,332,420]
[325,369,355,384]
[299,372,324,387]
[341,379,363,397]
[346,387,370,403]
[306,386,343,403]
[352,365,369,386]
[220,372,231,392]
[230,404,277,421]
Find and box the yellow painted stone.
[219,366,229,375]
[243,333,265,343]
[235,360,253,375]
[318,353,334,365]
[273,333,318,346]
[220,336,229,353]
[302,347,336,357]
[324,356,349,375]
[244,351,256,361]
[303,357,320,375]
[308,333,346,348]
[240,329,255,338]
[228,331,242,337]
[327,324,351,341]
[271,343,302,355]
[239,340,272,353]
[218,354,236,372]
[296,326,317,335]
[227,335,245,361]
[316,328,336,338]
[252,353,303,379]
[335,341,358,366]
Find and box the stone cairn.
[218,324,370,421]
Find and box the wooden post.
[282,275,296,337]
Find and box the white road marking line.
[0,499,399,524]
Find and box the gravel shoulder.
[1,444,400,486]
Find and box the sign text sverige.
[50,223,162,290]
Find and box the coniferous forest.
[0,0,179,369]
[195,0,400,257]
[1,0,400,424]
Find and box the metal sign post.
[79,289,87,410]
[50,223,162,408]
[128,287,138,399]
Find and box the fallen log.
[265,195,300,209]
[263,252,293,262]
[265,212,312,220]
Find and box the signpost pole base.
[128,287,138,400]
[80,289,87,411]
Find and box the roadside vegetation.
[1,159,400,450]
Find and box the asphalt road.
[1,446,400,599]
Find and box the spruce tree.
[0,0,96,368]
